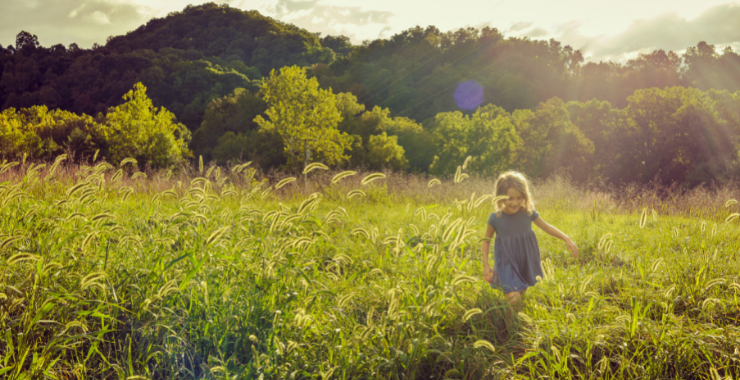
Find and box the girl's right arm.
[482,224,495,283]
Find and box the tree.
[566,99,628,182]
[321,35,354,56]
[0,105,106,160]
[429,105,520,176]
[102,82,191,167]
[383,115,431,172]
[254,66,351,170]
[621,87,740,184]
[334,92,420,171]
[15,31,39,53]
[191,87,266,160]
[513,97,594,180]
[365,132,409,170]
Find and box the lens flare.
[453,80,483,110]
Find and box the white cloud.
[508,21,533,32]
[89,10,111,24]
[0,0,153,48]
[553,2,740,61]
[521,27,548,38]
[267,0,393,42]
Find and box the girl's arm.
[481,224,496,283]
[533,217,579,257]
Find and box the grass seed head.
[361,173,386,185]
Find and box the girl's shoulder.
[487,211,502,226]
[530,209,540,221]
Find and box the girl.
[482,171,579,305]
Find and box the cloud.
[508,21,533,32]
[275,0,319,16]
[269,0,393,43]
[521,27,548,38]
[0,0,153,48]
[556,2,740,61]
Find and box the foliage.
[513,97,594,181]
[617,86,740,185]
[105,2,331,73]
[335,92,428,171]
[1,83,191,167]
[382,114,432,172]
[3,5,740,185]
[211,129,286,168]
[255,66,351,170]
[364,132,409,171]
[0,2,326,134]
[191,88,267,160]
[565,99,626,181]
[103,83,191,167]
[429,105,521,176]
[0,106,105,160]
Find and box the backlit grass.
[1,157,739,379]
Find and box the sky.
[2,0,740,62]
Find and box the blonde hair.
[494,171,536,216]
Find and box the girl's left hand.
[566,239,579,258]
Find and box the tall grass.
[1,158,739,379]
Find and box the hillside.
[0,3,334,130]
[104,3,333,74]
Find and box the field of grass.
[1,156,740,379]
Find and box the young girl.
[482,171,579,305]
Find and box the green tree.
[621,86,740,184]
[254,66,351,170]
[211,129,285,167]
[0,108,43,158]
[335,92,421,171]
[191,88,266,160]
[383,115,432,172]
[429,105,520,176]
[513,97,594,180]
[566,99,628,182]
[102,82,191,167]
[365,132,409,171]
[0,105,105,160]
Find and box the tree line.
[0,83,190,168]
[199,66,740,186]
[3,66,739,187]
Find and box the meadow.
[1,155,740,380]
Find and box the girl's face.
[502,187,525,214]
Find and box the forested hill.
[103,4,334,74]
[0,3,335,130]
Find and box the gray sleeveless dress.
[487,209,543,293]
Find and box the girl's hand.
[483,264,495,283]
[566,239,579,258]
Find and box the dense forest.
[1,2,740,186]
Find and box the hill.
[0,3,335,131]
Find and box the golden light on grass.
[0,156,739,379]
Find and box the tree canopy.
[254,66,351,170]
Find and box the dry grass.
[5,160,736,219]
